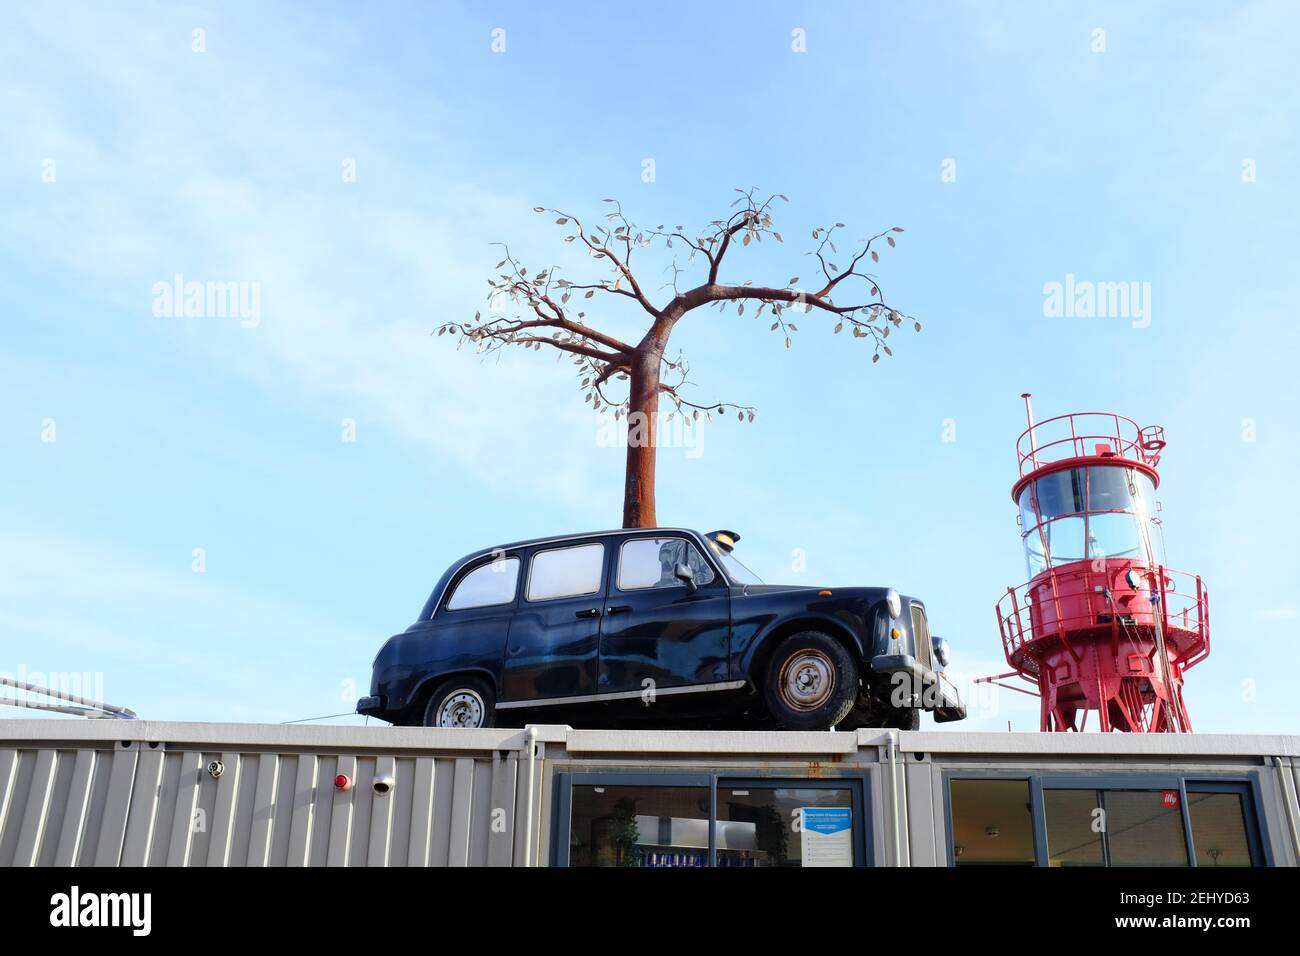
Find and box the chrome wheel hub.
[438,690,485,728]
[780,651,835,711]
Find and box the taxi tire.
[763,632,859,731]
[422,677,497,729]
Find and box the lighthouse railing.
[1016,411,1153,477]
[995,564,1209,666]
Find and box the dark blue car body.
[358,528,965,729]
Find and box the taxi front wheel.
[762,632,859,731]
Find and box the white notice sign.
[800,807,853,867]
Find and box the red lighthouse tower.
[988,396,1210,732]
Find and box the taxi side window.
[446,558,520,610]
[618,537,716,590]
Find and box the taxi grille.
[910,604,933,671]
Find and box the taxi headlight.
[933,636,951,668]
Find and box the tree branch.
[548,205,661,318]
[437,191,918,430]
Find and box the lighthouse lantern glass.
[1087,468,1138,511]
[1044,515,1087,567]
[1024,525,1047,577]
[1147,516,1168,566]
[1031,469,1086,521]
[1020,465,1161,576]
[1086,513,1145,560]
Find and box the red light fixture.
[334,773,353,792]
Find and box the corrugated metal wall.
[0,741,528,867]
[3,724,1297,867]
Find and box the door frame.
[498,538,610,704]
[596,531,733,695]
[553,769,871,867]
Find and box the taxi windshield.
[706,539,764,586]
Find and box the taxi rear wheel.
[762,632,858,731]
[422,677,496,729]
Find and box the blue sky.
[1,1,1296,732]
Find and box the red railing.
[996,563,1209,668]
[1017,412,1164,477]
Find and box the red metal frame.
[1016,411,1164,478]
[992,407,1208,733]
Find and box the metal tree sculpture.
[438,188,920,528]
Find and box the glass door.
[714,780,863,868]
[558,773,869,866]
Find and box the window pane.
[1043,515,1086,565]
[1018,485,1037,533]
[1133,472,1158,515]
[1034,468,1086,520]
[445,558,519,610]
[1024,528,1047,577]
[1188,792,1254,866]
[527,544,604,601]
[1088,467,1136,512]
[1148,517,1168,565]
[618,538,716,590]
[1086,512,1147,560]
[569,784,710,867]
[949,779,1035,865]
[1104,790,1188,866]
[717,550,763,586]
[1044,789,1105,866]
[716,786,854,867]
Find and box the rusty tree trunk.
[622,348,661,528]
